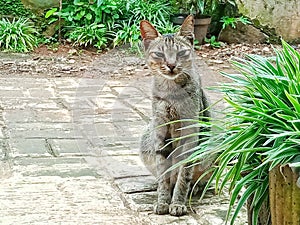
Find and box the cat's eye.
[177,50,190,57]
[152,52,164,58]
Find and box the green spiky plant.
[173,40,300,225]
[68,23,113,50]
[0,18,38,52]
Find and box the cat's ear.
[140,20,160,50]
[179,15,194,45]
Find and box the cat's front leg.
[153,126,172,215]
[169,165,194,216]
[169,126,198,216]
[154,152,172,214]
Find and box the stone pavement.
[0,52,247,225]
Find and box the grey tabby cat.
[139,15,211,216]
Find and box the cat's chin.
[158,72,181,80]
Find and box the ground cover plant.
[0,0,246,52]
[0,17,38,52]
[172,40,300,224]
[44,0,177,50]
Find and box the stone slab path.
[0,51,247,225]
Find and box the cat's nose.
[167,63,176,72]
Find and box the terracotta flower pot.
[269,165,300,225]
[194,15,211,44]
[171,14,211,44]
[171,13,189,25]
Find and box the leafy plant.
[173,0,235,15]
[0,18,38,52]
[113,21,140,47]
[204,35,221,48]
[68,23,111,49]
[112,0,174,48]
[46,0,120,27]
[44,0,122,49]
[125,0,171,25]
[173,40,300,225]
[155,20,180,34]
[44,0,175,49]
[220,16,251,29]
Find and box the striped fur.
[139,15,212,216]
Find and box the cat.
[139,15,211,217]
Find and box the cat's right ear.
[140,20,160,50]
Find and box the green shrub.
[121,0,171,26]
[60,0,119,27]
[204,35,221,48]
[45,0,121,49]
[45,0,120,31]
[112,0,174,49]
[68,23,111,49]
[220,16,251,29]
[45,0,174,49]
[113,21,140,47]
[0,17,38,52]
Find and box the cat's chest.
[152,79,200,119]
[153,78,199,101]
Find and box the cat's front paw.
[169,203,187,216]
[154,203,169,215]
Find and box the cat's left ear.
[140,20,160,50]
[179,15,194,45]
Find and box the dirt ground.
[0,43,279,80]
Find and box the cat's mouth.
[159,65,181,79]
[158,70,181,80]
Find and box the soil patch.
[0,43,280,79]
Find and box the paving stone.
[101,144,137,156]
[146,213,201,225]
[94,97,119,112]
[13,157,99,177]
[0,139,5,156]
[0,128,4,138]
[62,97,95,110]
[9,138,49,157]
[113,120,148,138]
[0,175,149,225]
[94,155,151,178]
[46,139,95,156]
[52,77,80,89]
[3,109,37,123]
[111,86,144,97]
[93,122,117,137]
[191,192,248,225]
[0,98,60,110]
[75,109,109,121]
[28,87,55,98]
[115,175,157,193]
[0,90,24,98]
[126,191,157,212]
[0,159,13,178]
[108,111,146,123]
[3,109,71,123]
[118,139,140,150]
[7,122,82,139]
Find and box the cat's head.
[140,15,194,80]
